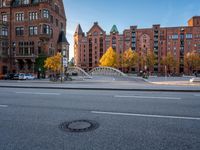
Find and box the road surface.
[0,88,200,150]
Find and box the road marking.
[91,111,200,121]
[15,92,60,95]
[194,94,200,97]
[0,105,8,108]
[114,95,181,100]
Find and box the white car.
[19,73,35,80]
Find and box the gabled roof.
[75,24,83,35]
[58,30,69,45]
[87,22,105,34]
[110,25,119,33]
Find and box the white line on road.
[114,95,181,100]
[15,92,60,95]
[91,111,200,121]
[194,94,200,97]
[0,105,8,108]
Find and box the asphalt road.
[0,88,200,150]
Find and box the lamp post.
[38,67,41,79]
[165,65,167,79]
[58,29,69,83]
[144,65,147,79]
[60,45,67,83]
[60,51,63,83]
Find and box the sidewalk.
[147,76,200,86]
[0,78,200,92]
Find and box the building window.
[16,27,24,36]
[61,22,63,29]
[50,28,53,37]
[29,12,38,20]
[112,37,116,44]
[172,34,178,40]
[50,15,53,23]
[0,0,6,7]
[29,26,38,35]
[16,13,24,21]
[55,5,59,14]
[42,24,50,34]
[2,14,7,22]
[1,27,8,36]
[186,34,192,39]
[56,19,58,26]
[43,9,49,18]
[22,0,29,5]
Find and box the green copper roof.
[110,25,119,33]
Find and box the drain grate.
[59,120,99,133]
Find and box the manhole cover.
[59,120,99,132]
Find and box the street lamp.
[144,65,147,72]
[58,29,69,83]
[38,67,41,79]
[165,65,167,79]
[60,42,68,83]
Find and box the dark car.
[13,74,20,80]
[194,71,200,77]
[4,73,15,80]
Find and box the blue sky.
[64,0,200,59]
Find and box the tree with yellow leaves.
[122,48,139,72]
[99,47,117,68]
[161,52,176,75]
[44,52,62,73]
[146,51,157,71]
[138,53,146,71]
[116,53,123,69]
[184,52,200,75]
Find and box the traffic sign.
[63,57,68,67]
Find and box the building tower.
[74,24,84,68]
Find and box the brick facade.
[0,0,69,75]
[74,16,200,74]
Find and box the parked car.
[18,73,25,80]
[194,71,200,77]
[13,74,20,80]
[18,73,35,80]
[3,73,15,80]
[23,74,35,80]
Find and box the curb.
[0,85,200,93]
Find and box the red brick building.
[0,0,69,75]
[74,16,200,74]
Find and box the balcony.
[39,33,51,41]
[0,35,8,39]
[39,18,50,24]
[14,53,36,59]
